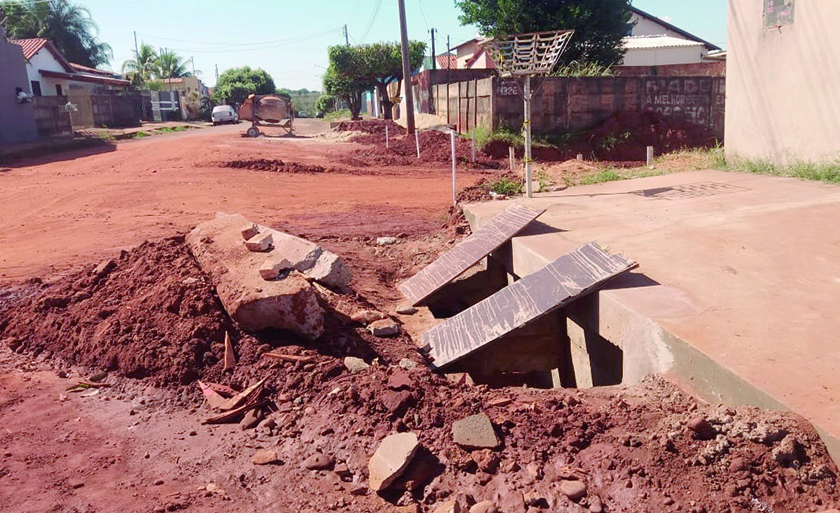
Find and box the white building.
[11,38,128,96]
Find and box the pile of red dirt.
[222,158,355,175]
[344,130,502,170]
[457,172,523,203]
[334,119,406,145]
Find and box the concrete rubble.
[368,432,420,492]
[451,413,500,450]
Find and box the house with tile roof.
[11,38,129,97]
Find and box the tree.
[1,0,112,67]
[455,0,633,67]
[315,94,336,116]
[328,41,425,120]
[121,42,157,88]
[323,64,369,119]
[212,66,276,106]
[155,49,193,79]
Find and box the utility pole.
[191,56,195,76]
[215,64,219,82]
[344,24,349,46]
[430,28,436,70]
[133,30,139,58]
[397,0,415,134]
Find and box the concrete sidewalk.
[463,170,840,461]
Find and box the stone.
[399,358,419,370]
[252,449,280,465]
[344,356,370,373]
[259,255,293,280]
[351,309,387,325]
[397,505,420,513]
[396,304,418,315]
[240,409,263,430]
[452,414,500,450]
[368,318,400,337]
[588,495,603,513]
[88,371,108,383]
[687,416,716,440]
[241,223,259,240]
[368,432,420,492]
[388,368,413,390]
[772,434,801,466]
[303,452,333,470]
[305,251,352,289]
[433,499,460,513]
[470,500,497,513]
[333,462,351,477]
[244,232,273,252]
[257,417,277,431]
[93,259,116,279]
[377,237,399,246]
[186,214,325,340]
[472,449,500,474]
[559,479,587,502]
[380,390,411,414]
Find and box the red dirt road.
[0,120,481,281]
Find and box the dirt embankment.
[0,233,838,513]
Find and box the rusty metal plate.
[423,242,638,369]
[399,204,544,306]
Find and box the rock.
[244,232,273,252]
[396,304,418,315]
[452,413,500,450]
[397,505,420,513]
[305,251,352,289]
[470,500,497,513]
[259,255,293,280]
[240,223,259,240]
[380,390,411,414]
[240,409,263,430]
[368,318,400,337]
[252,449,280,465]
[772,434,802,466]
[433,499,460,513]
[344,356,370,373]
[368,432,420,492]
[388,368,413,390]
[559,479,587,502]
[333,462,351,477]
[303,452,333,470]
[88,371,108,383]
[376,237,399,246]
[687,416,716,440]
[257,417,277,431]
[398,358,419,370]
[350,309,387,325]
[93,259,116,279]
[153,479,164,486]
[588,495,603,513]
[472,449,500,474]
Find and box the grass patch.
[653,144,727,171]
[488,176,523,195]
[729,156,840,184]
[131,131,152,139]
[157,126,189,134]
[324,109,351,123]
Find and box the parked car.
[211,105,239,125]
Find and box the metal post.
[524,75,533,198]
[451,129,457,206]
[415,131,421,158]
[647,146,655,167]
[471,129,476,163]
[509,146,515,170]
[431,28,436,70]
[397,0,416,134]
[386,124,390,149]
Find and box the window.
[30,81,42,97]
[55,84,63,96]
[764,0,795,28]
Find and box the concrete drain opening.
[399,204,638,390]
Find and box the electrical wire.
[139,27,342,54]
[359,0,383,44]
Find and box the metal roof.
[630,7,721,52]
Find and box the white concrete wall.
[631,13,688,38]
[623,45,706,66]
[456,41,479,69]
[726,0,840,164]
[26,48,70,96]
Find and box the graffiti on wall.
[643,78,720,128]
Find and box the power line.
[360,0,384,44]
[417,0,431,31]
[138,28,342,54]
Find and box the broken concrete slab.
[187,215,325,340]
[368,318,399,337]
[240,223,259,241]
[399,204,544,306]
[259,255,293,281]
[368,432,420,492]
[423,242,637,369]
[344,356,370,373]
[245,232,273,252]
[452,413,500,450]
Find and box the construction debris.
[368,432,420,492]
[451,413,500,450]
[244,232,273,252]
[223,332,235,371]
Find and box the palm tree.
[155,49,193,80]
[121,42,157,87]
[1,0,112,67]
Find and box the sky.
[81,0,727,91]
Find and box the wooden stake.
[509,146,515,171]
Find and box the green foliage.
[577,168,622,185]
[552,61,615,77]
[278,88,320,117]
[455,0,633,67]
[1,0,112,67]
[324,108,351,122]
[213,66,276,106]
[316,94,336,115]
[121,42,157,88]
[487,176,523,195]
[727,156,840,184]
[155,49,193,79]
[326,41,426,120]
